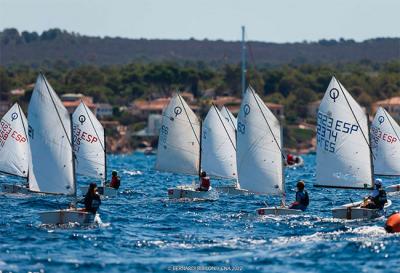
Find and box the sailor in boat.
[109,170,121,189]
[196,171,211,192]
[288,181,309,211]
[286,154,300,166]
[286,154,295,165]
[360,179,387,210]
[78,182,102,214]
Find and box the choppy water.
[1,154,400,273]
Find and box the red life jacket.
[200,177,210,191]
[110,176,120,189]
[287,154,294,164]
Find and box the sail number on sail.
[0,120,27,147]
[317,112,359,153]
[159,125,168,149]
[371,126,397,146]
[73,125,99,152]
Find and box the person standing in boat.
[289,181,309,211]
[79,183,101,214]
[361,179,387,210]
[109,170,121,189]
[197,171,211,191]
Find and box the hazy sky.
[0,0,399,42]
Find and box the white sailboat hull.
[38,209,95,225]
[256,207,303,216]
[1,183,31,194]
[214,185,249,195]
[80,186,117,197]
[386,184,400,193]
[167,185,218,200]
[332,200,392,220]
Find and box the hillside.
[0,28,399,67]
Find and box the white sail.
[155,94,200,176]
[236,87,283,195]
[0,103,30,178]
[72,102,106,181]
[315,77,372,188]
[201,106,237,179]
[28,74,75,195]
[371,107,400,176]
[221,106,237,131]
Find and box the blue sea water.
[0,153,400,273]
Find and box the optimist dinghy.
[202,105,247,195]
[29,73,95,225]
[234,87,302,216]
[72,102,117,197]
[156,94,218,200]
[0,103,31,194]
[315,77,391,219]
[371,107,400,193]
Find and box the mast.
[104,126,107,186]
[367,113,374,187]
[280,126,286,206]
[70,113,77,201]
[241,26,246,95]
[198,120,202,178]
[17,104,29,186]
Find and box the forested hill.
[0,28,399,67]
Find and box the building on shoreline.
[61,93,96,114]
[373,97,400,121]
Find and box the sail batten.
[72,102,106,181]
[155,94,200,176]
[201,105,237,179]
[28,74,75,195]
[315,77,373,189]
[0,103,30,178]
[236,87,283,195]
[371,107,400,176]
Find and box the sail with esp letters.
[0,103,30,178]
[315,76,373,189]
[72,101,106,181]
[371,107,400,176]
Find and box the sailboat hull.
[80,186,117,197]
[214,185,249,195]
[38,209,95,225]
[1,184,31,194]
[386,184,400,193]
[332,200,392,220]
[256,207,303,216]
[167,185,218,200]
